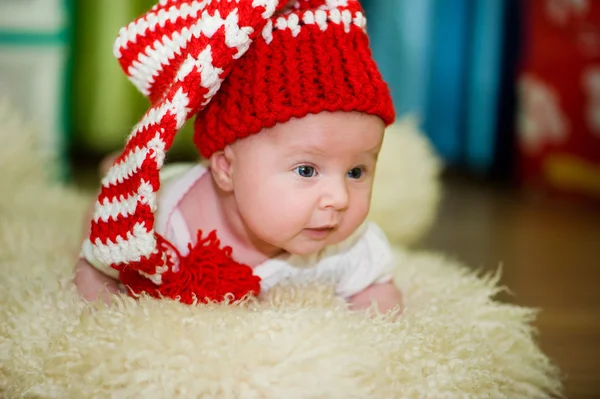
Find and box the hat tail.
[89,0,289,285]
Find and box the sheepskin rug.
[0,101,562,398]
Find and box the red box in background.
[518,0,600,202]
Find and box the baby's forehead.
[234,111,385,154]
[263,130,382,157]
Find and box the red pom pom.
[119,230,261,304]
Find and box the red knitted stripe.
[97,167,160,208]
[117,250,166,276]
[233,1,281,27]
[98,146,161,201]
[117,248,166,276]
[146,48,189,105]
[118,113,178,165]
[296,0,327,8]
[90,201,152,246]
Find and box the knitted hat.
[88,0,395,304]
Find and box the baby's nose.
[320,178,349,211]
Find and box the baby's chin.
[281,231,350,258]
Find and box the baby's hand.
[349,281,403,316]
[73,258,124,304]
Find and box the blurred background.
[1,0,598,397]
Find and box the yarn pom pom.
[119,231,261,304]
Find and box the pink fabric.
[156,164,208,256]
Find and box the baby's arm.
[73,152,123,303]
[348,281,402,314]
[74,258,122,303]
[333,223,403,315]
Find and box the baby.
[74,0,402,313]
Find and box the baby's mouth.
[303,226,336,239]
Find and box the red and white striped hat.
[88,0,395,304]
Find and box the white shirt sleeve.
[254,222,396,299]
[328,222,396,299]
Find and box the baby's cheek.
[257,183,303,221]
[352,191,372,220]
[331,199,368,243]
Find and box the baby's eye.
[347,167,364,179]
[294,165,316,178]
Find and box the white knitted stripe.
[325,0,349,8]
[101,133,166,188]
[219,12,255,59]
[114,0,210,59]
[263,9,366,39]
[92,222,158,266]
[262,19,274,44]
[252,0,283,18]
[353,11,366,31]
[340,9,352,32]
[287,13,301,37]
[127,8,253,96]
[80,238,121,279]
[126,87,191,147]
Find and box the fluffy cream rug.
[0,100,561,398]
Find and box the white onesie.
[82,163,395,299]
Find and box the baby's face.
[229,111,385,256]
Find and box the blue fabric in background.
[362,0,433,120]
[423,0,471,165]
[465,0,506,173]
[362,0,510,174]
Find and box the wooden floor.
[417,175,600,399]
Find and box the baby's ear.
[210,147,235,192]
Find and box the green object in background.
[71,0,197,160]
[0,0,74,180]
[71,1,144,154]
